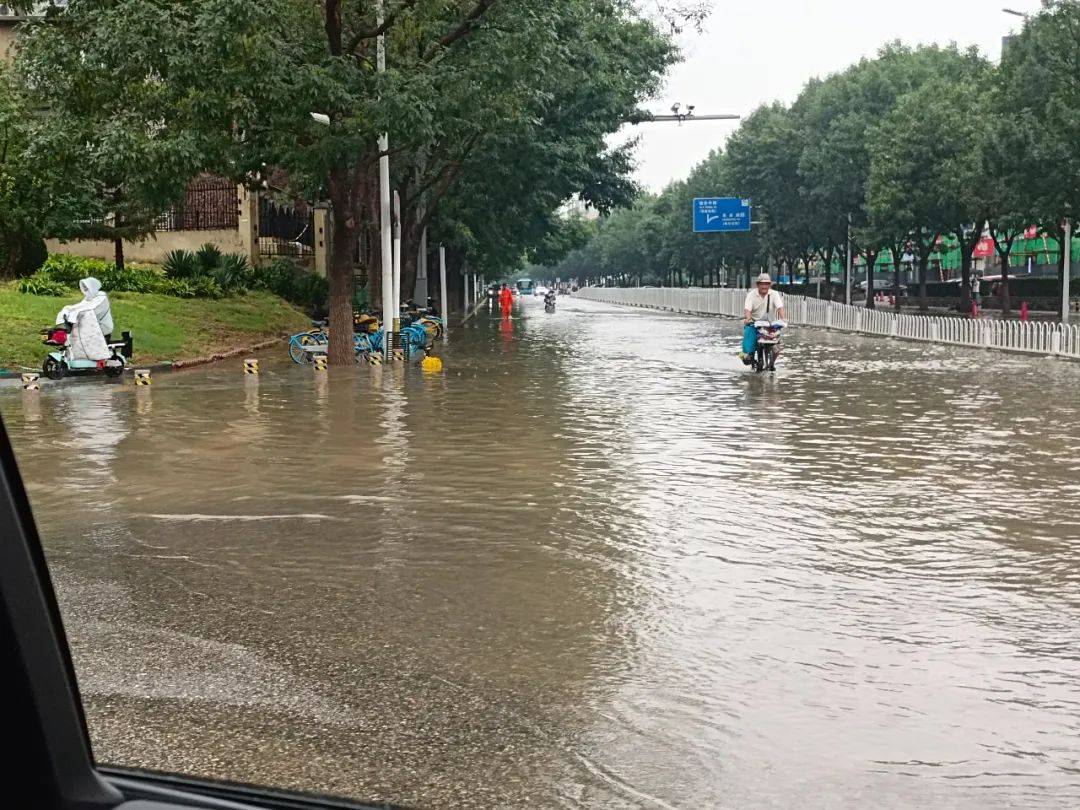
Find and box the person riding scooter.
[739,273,786,366]
[43,276,130,378]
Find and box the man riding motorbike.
[739,273,785,366]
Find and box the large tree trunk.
[327,206,356,366]
[114,237,125,272]
[398,201,426,304]
[959,233,973,313]
[864,250,878,308]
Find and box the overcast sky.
[620,0,1032,192]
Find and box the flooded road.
[4,295,1080,809]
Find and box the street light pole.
[377,1,394,362]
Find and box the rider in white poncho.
[56,277,114,361]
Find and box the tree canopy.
[4,0,680,361]
[545,2,1080,314]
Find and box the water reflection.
[2,297,1080,808]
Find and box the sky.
[620,0,1032,192]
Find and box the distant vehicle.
[515,278,534,296]
[856,279,908,292]
[535,285,549,297]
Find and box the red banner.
[974,236,996,258]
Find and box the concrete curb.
[170,336,287,372]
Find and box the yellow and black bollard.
[392,348,404,363]
[134,369,153,386]
[21,373,40,391]
[244,358,259,376]
[367,352,383,367]
[313,354,328,373]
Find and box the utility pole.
[377,0,394,361]
[1064,219,1073,323]
[846,212,853,306]
[392,190,402,334]
[439,246,449,342]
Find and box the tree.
[0,63,90,277]
[423,2,673,292]
[16,1,282,271]
[867,68,992,311]
[997,0,1080,305]
[799,43,990,307]
[14,0,676,364]
[726,103,811,286]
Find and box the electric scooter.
[40,321,133,380]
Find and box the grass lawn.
[0,283,309,372]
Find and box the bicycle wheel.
[289,333,320,365]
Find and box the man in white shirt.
[739,273,785,365]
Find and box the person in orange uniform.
[499,283,514,316]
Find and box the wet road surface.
[4,295,1080,808]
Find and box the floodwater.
[4,295,1080,809]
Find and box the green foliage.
[158,278,198,299]
[249,257,325,308]
[196,243,224,275]
[19,235,48,277]
[352,285,370,313]
[213,253,252,294]
[0,231,48,279]
[186,276,224,300]
[40,255,114,285]
[18,275,69,296]
[251,258,300,299]
[292,273,329,310]
[20,253,238,299]
[163,250,201,280]
[99,264,164,294]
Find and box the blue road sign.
[693,197,752,233]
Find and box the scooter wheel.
[105,363,124,378]
[43,357,66,380]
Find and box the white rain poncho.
[57,277,114,337]
[66,309,111,362]
[56,277,114,362]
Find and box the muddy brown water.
[4,296,1080,809]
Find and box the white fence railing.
[575,286,1080,360]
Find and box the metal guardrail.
[576,286,1080,360]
